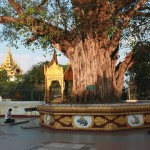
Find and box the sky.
[0,42,69,73]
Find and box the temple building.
[44,50,72,103]
[0,47,23,81]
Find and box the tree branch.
[115,52,134,88]
[117,0,148,26]
[114,0,135,14]
[55,0,67,30]
[0,16,72,55]
[38,0,48,7]
[108,31,122,55]
[133,12,150,17]
[25,35,39,44]
[0,16,18,23]
[8,0,24,14]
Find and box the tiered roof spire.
[0,47,23,77]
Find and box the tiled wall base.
[37,103,150,131]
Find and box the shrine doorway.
[50,80,61,102]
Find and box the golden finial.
[53,49,58,64]
[8,46,10,53]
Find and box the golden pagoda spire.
[47,49,58,67]
[8,46,10,53]
[53,49,58,64]
[0,47,23,80]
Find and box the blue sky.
[0,41,69,73]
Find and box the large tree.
[0,0,149,103]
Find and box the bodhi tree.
[0,0,149,103]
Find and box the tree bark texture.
[67,37,122,103]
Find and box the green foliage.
[0,62,49,101]
[23,61,49,84]
[107,26,120,39]
[0,0,73,50]
[120,12,150,49]
[0,69,11,94]
[128,41,150,99]
[0,69,8,83]
[0,0,149,50]
[0,69,16,99]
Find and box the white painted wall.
[0,101,44,116]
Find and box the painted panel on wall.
[72,115,93,128]
[127,114,144,127]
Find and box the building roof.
[45,50,73,81]
[47,50,58,67]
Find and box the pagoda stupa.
[0,47,23,81]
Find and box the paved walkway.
[0,117,150,150]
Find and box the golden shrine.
[0,47,22,81]
[37,51,150,131]
[44,50,64,103]
[44,50,72,104]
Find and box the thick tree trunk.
[67,37,122,103]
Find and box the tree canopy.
[0,0,149,103]
[0,1,149,50]
[0,69,9,94]
[23,61,49,84]
[128,41,150,100]
[0,69,16,99]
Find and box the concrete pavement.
[0,117,150,150]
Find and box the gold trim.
[105,115,116,120]
[50,116,55,124]
[54,122,62,128]
[95,117,107,126]
[54,115,61,119]
[145,114,150,123]
[59,116,71,125]
[38,104,150,114]
[40,114,44,123]
[114,116,126,125]
[39,111,150,116]
[104,123,118,130]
